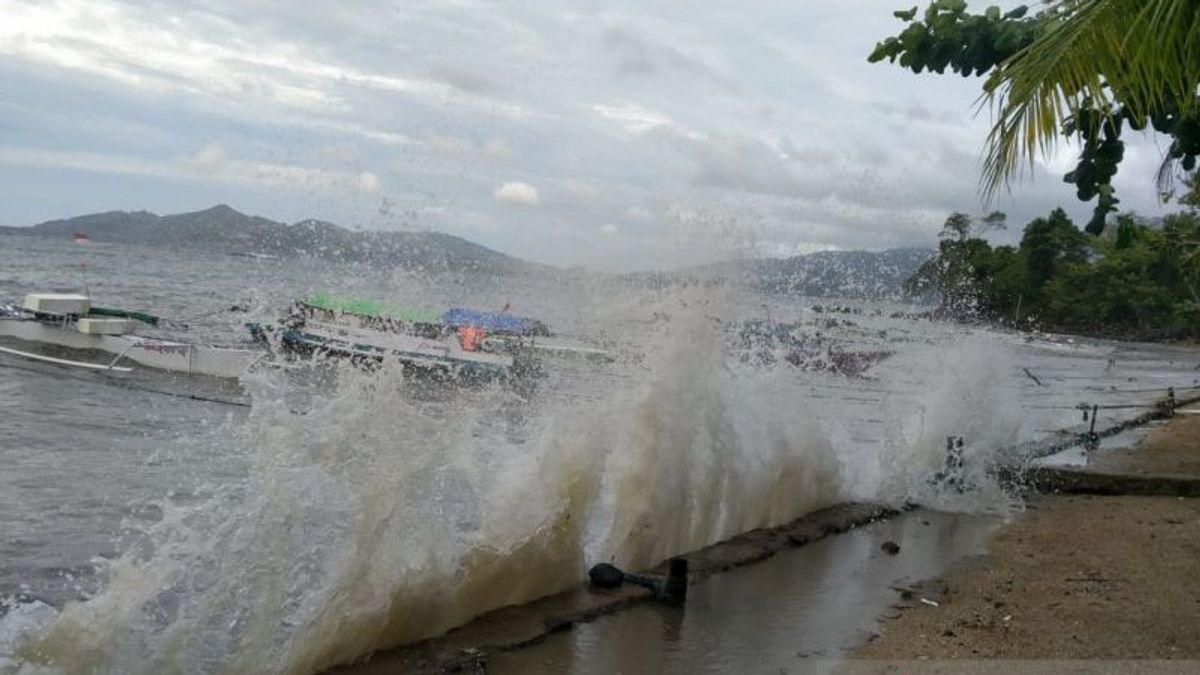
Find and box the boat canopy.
[441,308,549,336]
[305,293,442,324]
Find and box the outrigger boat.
[0,293,262,378]
[247,294,611,382]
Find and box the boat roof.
[441,307,548,335]
[304,293,443,324]
[301,293,550,335]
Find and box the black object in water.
[587,563,625,588]
[586,558,689,604]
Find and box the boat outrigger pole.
[0,344,134,373]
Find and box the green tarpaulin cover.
[306,293,442,324]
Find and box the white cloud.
[0,0,539,134]
[190,143,228,172]
[591,102,674,135]
[302,119,414,147]
[0,144,382,196]
[357,171,380,193]
[493,181,540,206]
[626,206,653,220]
[600,223,619,235]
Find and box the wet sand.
[846,412,1200,670]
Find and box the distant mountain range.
[753,248,933,299]
[630,248,934,300]
[0,204,531,274]
[2,205,932,298]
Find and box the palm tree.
[980,0,1200,198]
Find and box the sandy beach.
[845,411,1200,670]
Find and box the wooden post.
[664,557,688,605]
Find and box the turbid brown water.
[483,509,1000,675]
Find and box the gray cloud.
[426,64,504,97]
[0,0,1180,269]
[602,23,724,82]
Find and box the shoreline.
[328,396,1199,674]
[844,494,1200,666]
[844,410,1200,668]
[910,307,1200,345]
[330,503,899,674]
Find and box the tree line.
[906,203,1200,339]
[871,1,1199,339]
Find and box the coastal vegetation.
[873,0,1200,338]
[869,0,1200,233]
[906,205,1200,339]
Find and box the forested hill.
[627,248,934,300]
[5,205,940,297]
[3,204,536,274]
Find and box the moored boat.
[0,293,262,378]
[247,294,612,382]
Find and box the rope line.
[1028,403,1159,411]
[1080,384,1200,394]
[109,381,251,407]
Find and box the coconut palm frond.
[979,0,1200,200]
[1156,154,1178,198]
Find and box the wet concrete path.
[486,509,1000,675]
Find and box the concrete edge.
[1019,466,1200,497]
[330,502,899,674]
[333,394,1198,673]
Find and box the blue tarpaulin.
[441,308,547,335]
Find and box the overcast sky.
[0,0,1181,269]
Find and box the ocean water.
[2,233,1198,674]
